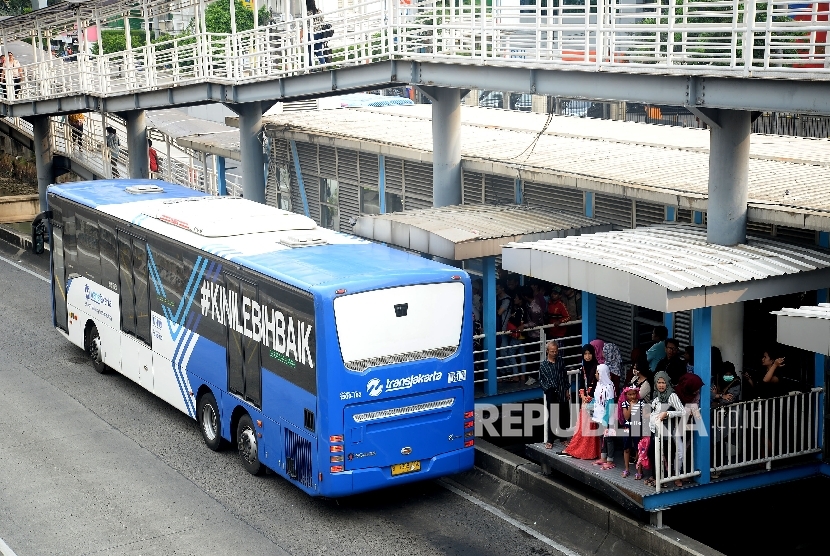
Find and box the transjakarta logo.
[367,371,443,397]
[84,284,112,307]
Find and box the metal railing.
[654,409,701,492]
[1,113,240,197]
[2,0,829,107]
[473,320,583,393]
[711,387,823,473]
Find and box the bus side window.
[225,275,262,408]
[52,224,68,331]
[63,204,77,278]
[118,232,136,336]
[76,211,100,284]
[132,238,151,345]
[99,220,119,293]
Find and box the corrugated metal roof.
[773,304,830,320]
[502,224,830,312]
[263,106,830,222]
[354,204,612,260]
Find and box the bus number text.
[339,390,362,401]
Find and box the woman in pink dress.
[564,343,602,460]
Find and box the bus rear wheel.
[237,414,264,476]
[87,325,107,374]
[198,393,224,451]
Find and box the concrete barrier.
[0,195,38,224]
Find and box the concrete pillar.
[483,256,497,396]
[712,303,744,377]
[692,306,712,484]
[31,0,46,10]
[432,87,462,207]
[31,116,53,212]
[238,102,266,203]
[122,110,149,179]
[707,110,751,246]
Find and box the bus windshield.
[334,282,465,372]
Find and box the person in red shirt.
[148,139,159,176]
[547,286,571,339]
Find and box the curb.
[473,440,724,556]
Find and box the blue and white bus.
[45,179,474,496]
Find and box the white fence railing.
[711,387,823,472]
[2,0,829,106]
[473,320,583,393]
[654,410,701,492]
[2,113,236,197]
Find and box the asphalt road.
[0,242,569,556]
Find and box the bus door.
[117,230,152,386]
[225,274,262,408]
[51,223,68,331]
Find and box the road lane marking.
[439,479,584,556]
[0,537,18,556]
[0,254,50,284]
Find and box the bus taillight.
[330,445,344,453]
[464,439,474,448]
[464,411,474,419]
[329,435,344,442]
[330,465,344,473]
[330,455,344,463]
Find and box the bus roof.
[48,180,463,292]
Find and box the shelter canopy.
[774,304,830,356]
[353,204,610,260]
[502,224,830,312]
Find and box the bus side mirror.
[31,210,52,255]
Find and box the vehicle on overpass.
[43,179,475,496]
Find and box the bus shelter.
[353,203,611,403]
[502,224,830,511]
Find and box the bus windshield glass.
[334,282,464,371]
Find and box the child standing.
[618,387,644,478]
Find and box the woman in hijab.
[590,339,605,365]
[603,342,622,394]
[563,344,601,459]
[591,363,617,469]
[644,371,685,487]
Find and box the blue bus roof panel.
[48,180,209,209]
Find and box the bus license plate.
[391,461,421,476]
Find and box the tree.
[204,0,270,34]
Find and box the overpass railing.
[2,0,829,105]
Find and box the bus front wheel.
[237,414,264,476]
[198,393,224,451]
[87,325,107,374]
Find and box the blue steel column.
[483,256,498,396]
[817,232,828,451]
[31,116,53,212]
[216,156,227,196]
[237,102,266,203]
[432,88,462,207]
[692,306,712,484]
[664,313,674,338]
[378,155,387,214]
[582,293,596,343]
[289,140,310,217]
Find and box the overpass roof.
[353,204,611,260]
[502,224,830,313]
[262,105,830,230]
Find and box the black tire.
[198,393,224,452]
[237,413,264,476]
[87,325,107,374]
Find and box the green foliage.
[90,30,148,55]
[204,0,270,33]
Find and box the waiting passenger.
[712,361,741,407]
[683,345,695,375]
[629,355,652,403]
[504,292,527,382]
[563,344,601,460]
[619,387,645,479]
[744,350,786,399]
[592,363,617,470]
[644,371,685,488]
[546,286,571,340]
[603,342,623,394]
[655,338,686,386]
[540,341,570,449]
[647,325,668,372]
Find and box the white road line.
[440,480,584,556]
[0,255,50,284]
[0,537,18,556]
